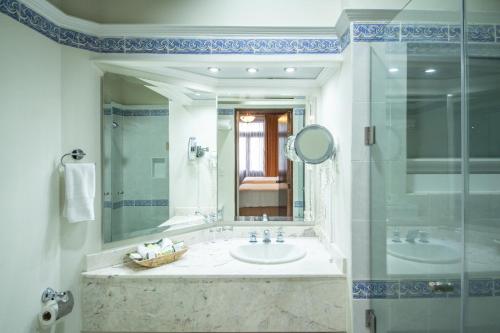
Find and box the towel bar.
[60,149,86,167]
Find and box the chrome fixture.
[418,231,429,243]
[392,230,402,243]
[112,121,119,128]
[42,288,68,303]
[276,228,285,243]
[41,288,74,321]
[249,231,257,243]
[188,137,209,160]
[195,211,216,223]
[60,148,86,167]
[405,230,419,243]
[263,229,271,243]
[428,281,454,293]
[262,213,269,222]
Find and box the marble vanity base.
[81,276,347,332]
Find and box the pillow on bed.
[242,176,278,184]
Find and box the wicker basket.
[131,247,188,268]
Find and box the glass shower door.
[367,2,463,332]
[463,1,500,331]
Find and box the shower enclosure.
[368,0,500,332]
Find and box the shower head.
[112,121,119,128]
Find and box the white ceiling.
[176,66,325,80]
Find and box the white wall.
[317,46,353,264]
[316,45,355,333]
[0,15,103,332]
[0,14,62,333]
[217,114,236,221]
[169,102,217,215]
[58,46,103,333]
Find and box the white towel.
[63,163,95,223]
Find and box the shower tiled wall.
[103,103,169,241]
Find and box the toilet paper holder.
[41,288,68,303]
[41,287,74,321]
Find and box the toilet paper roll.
[38,300,58,329]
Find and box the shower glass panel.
[368,1,463,332]
[463,1,500,331]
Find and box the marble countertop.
[83,237,344,279]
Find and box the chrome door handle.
[428,281,454,292]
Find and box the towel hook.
[60,149,86,167]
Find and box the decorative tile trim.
[400,280,447,298]
[105,199,169,209]
[217,108,235,116]
[107,107,169,117]
[19,3,59,42]
[352,22,500,44]
[293,108,305,116]
[352,23,400,42]
[494,279,500,296]
[354,278,500,299]
[340,28,350,51]
[468,278,493,297]
[353,280,399,299]
[100,37,125,53]
[401,24,449,42]
[0,0,19,20]
[4,0,500,56]
[0,1,341,55]
[468,24,495,43]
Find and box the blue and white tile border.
[5,0,500,56]
[0,0,340,54]
[351,22,500,43]
[103,103,169,117]
[104,199,169,209]
[353,278,500,299]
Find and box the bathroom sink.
[387,241,460,264]
[230,243,306,264]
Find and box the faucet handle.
[418,230,429,243]
[276,229,285,243]
[249,231,257,243]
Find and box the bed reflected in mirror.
[217,102,305,222]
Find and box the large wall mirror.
[217,102,307,222]
[102,73,217,242]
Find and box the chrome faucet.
[263,229,271,243]
[406,230,419,243]
[195,211,216,223]
[276,228,285,243]
[249,231,257,243]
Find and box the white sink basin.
[387,241,460,264]
[230,243,306,264]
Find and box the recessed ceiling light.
[208,67,220,73]
[424,68,436,74]
[388,68,399,73]
[246,67,258,74]
[447,93,454,97]
[284,67,296,73]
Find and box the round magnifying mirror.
[293,124,335,164]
